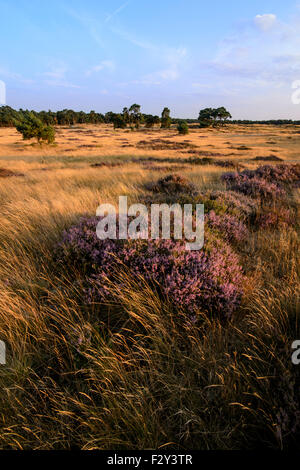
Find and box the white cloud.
[43,63,80,89]
[254,14,277,32]
[105,1,131,23]
[86,60,116,76]
[0,66,34,85]
[44,65,67,80]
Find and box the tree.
[15,111,56,144]
[122,107,130,125]
[129,104,142,128]
[214,106,232,125]
[198,107,232,128]
[177,121,189,135]
[112,114,127,129]
[161,107,171,128]
[144,114,160,128]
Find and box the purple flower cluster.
[57,216,245,318]
[257,207,293,229]
[243,164,300,184]
[222,164,300,200]
[201,190,257,221]
[222,172,284,200]
[205,210,248,243]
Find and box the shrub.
[205,190,257,220]
[177,121,189,135]
[144,189,257,222]
[257,208,294,229]
[57,216,245,319]
[206,210,248,244]
[112,114,127,129]
[148,174,197,196]
[222,172,284,200]
[15,111,56,144]
[244,164,300,184]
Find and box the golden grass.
[1,122,300,162]
[0,125,299,449]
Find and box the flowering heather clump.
[222,172,284,200]
[199,190,257,221]
[257,207,294,229]
[222,164,300,200]
[206,210,248,243]
[56,216,245,318]
[148,174,198,196]
[244,164,300,184]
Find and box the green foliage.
[144,114,160,127]
[15,111,56,144]
[177,121,189,135]
[161,107,172,128]
[198,107,232,128]
[112,114,127,129]
[129,104,142,128]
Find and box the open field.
[1,123,300,163]
[0,123,299,450]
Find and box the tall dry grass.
[0,162,299,449]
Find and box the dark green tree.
[122,107,130,125]
[161,107,172,128]
[198,107,232,128]
[177,121,189,135]
[15,112,55,144]
[112,114,127,129]
[129,104,142,128]
[145,114,160,128]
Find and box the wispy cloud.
[110,27,157,51]
[63,6,105,47]
[105,1,131,23]
[197,11,300,93]
[142,47,187,84]
[86,60,116,77]
[0,66,34,85]
[111,28,188,85]
[43,62,81,89]
[254,14,277,32]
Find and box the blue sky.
[1,0,300,118]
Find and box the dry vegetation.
[0,123,299,450]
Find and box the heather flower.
[199,190,257,221]
[205,210,248,243]
[257,207,294,229]
[222,172,284,200]
[252,164,300,184]
[56,216,245,319]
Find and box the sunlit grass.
[0,145,299,449]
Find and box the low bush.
[177,121,189,135]
[148,174,198,196]
[56,216,245,319]
[256,207,294,229]
[222,172,284,200]
[205,210,248,243]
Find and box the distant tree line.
[0,106,106,128]
[1,105,299,131]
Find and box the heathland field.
[0,123,299,449]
